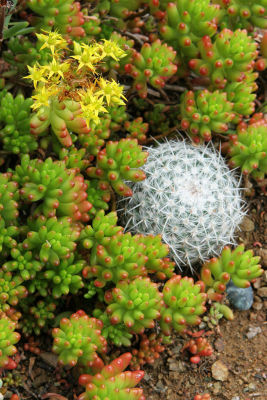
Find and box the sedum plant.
[201,245,263,295]
[130,333,165,370]
[78,353,145,400]
[0,173,19,225]
[52,310,107,368]
[189,29,258,89]
[227,122,267,181]
[105,277,163,334]
[13,155,92,222]
[213,0,267,30]
[0,270,28,311]
[0,314,21,369]
[26,31,126,147]
[160,275,207,336]
[26,0,86,39]
[122,140,245,268]
[160,1,222,58]
[124,39,177,98]
[0,90,36,154]
[180,89,235,142]
[86,139,148,196]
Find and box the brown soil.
[1,194,266,400]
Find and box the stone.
[240,216,255,232]
[252,301,262,311]
[258,249,267,267]
[226,280,253,310]
[246,326,262,339]
[257,287,267,298]
[213,381,221,394]
[211,360,229,381]
[231,397,240,400]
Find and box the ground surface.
[1,195,266,400]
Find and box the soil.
[1,193,266,400]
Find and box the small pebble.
[211,360,229,381]
[231,397,240,400]
[240,216,255,232]
[257,287,267,298]
[226,280,253,310]
[246,326,262,339]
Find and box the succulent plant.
[93,309,133,347]
[96,0,143,19]
[189,29,258,89]
[122,140,245,267]
[125,117,149,144]
[14,155,92,222]
[78,352,145,400]
[130,333,165,370]
[82,12,101,39]
[0,219,18,257]
[2,246,43,281]
[57,147,90,172]
[52,310,107,368]
[224,73,258,123]
[109,105,128,132]
[227,122,267,181]
[0,270,27,311]
[201,245,263,296]
[180,89,235,142]
[30,98,90,148]
[3,36,51,73]
[160,1,222,58]
[26,0,86,39]
[182,337,213,364]
[22,215,80,266]
[0,314,20,369]
[160,275,207,335]
[0,173,19,225]
[0,90,36,154]
[105,277,163,334]
[86,139,148,196]
[100,32,134,73]
[86,180,111,217]
[125,39,177,98]
[19,297,57,335]
[78,116,111,157]
[213,0,267,30]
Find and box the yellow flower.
[97,78,126,106]
[101,39,126,61]
[79,89,107,127]
[36,30,68,56]
[44,58,70,80]
[24,64,48,89]
[31,85,59,110]
[71,43,104,71]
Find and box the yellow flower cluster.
[25,31,127,127]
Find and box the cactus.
[14,155,92,222]
[86,139,148,196]
[130,333,165,370]
[189,29,258,89]
[122,140,245,267]
[180,89,235,142]
[0,314,20,369]
[213,0,267,30]
[125,39,177,98]
[93,309,133,347]
[26,0,86,39]
[105,277,163,334]
[0,90,37,154]
[201,245,263,295]
[160,1,222,58]
[160,275,207,335]
[52,310,107,368]
[227,122,267,181]
[78,353,145,400]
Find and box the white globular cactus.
[121,140,246,269]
